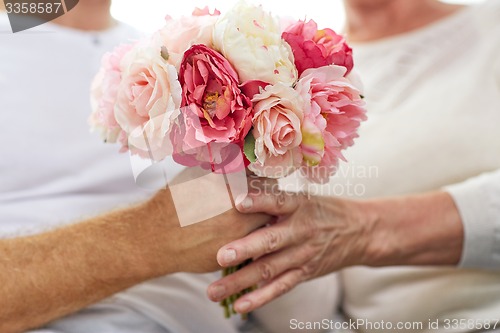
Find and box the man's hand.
[150,188,271,274]
[154,166,271,273]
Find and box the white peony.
[212,1,298,86]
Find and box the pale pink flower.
[89,43,133,148]
[157,7,219,69]
[248,83,304,178]
[295,65,367,183]
[114,39,182,161]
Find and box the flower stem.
[220,260,255,320]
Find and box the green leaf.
[243,132,257,163]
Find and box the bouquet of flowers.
[90,0,366,317]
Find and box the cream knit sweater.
[318,1,500,332]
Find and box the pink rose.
[295,65,367,183]
[248,83,304,178]
[89,43,133,148]
[157,7,219,68]
[114,40,182,161]
[179,44,253,143]
[171,44,253,171]
[282,19,353,77]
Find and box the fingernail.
[240,197,253,210]
[221,249,237,265]
[236,300,252,313]
[210,285,226,300]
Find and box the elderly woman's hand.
[207,178,463,314]
[206,179,376,313]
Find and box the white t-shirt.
[308,1,500,331]
[0,17,152,236]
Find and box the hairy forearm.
[361,191,464,267]
[0,190,176,333]
[0,182,270,333]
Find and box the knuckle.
[263,230,281,253]
[292,247,319,279]
[257,261,274,281]
[297,245,315,263]
[274,280,293,296]
[299,263,316,278]
[276,191,287,208]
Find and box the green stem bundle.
[220,259,256,319]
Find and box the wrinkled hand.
[207,179,374,313]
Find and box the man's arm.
[0,188,269,333]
